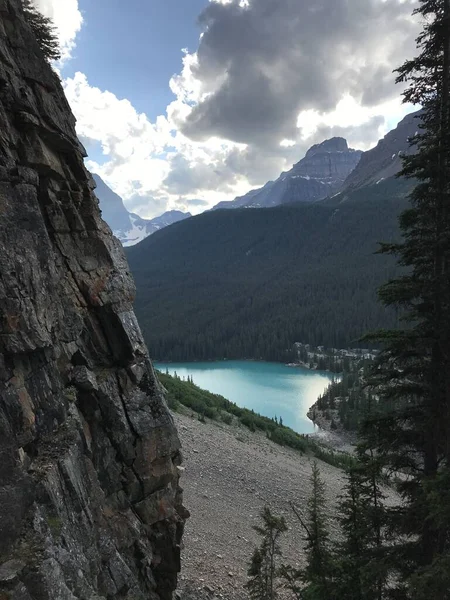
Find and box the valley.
[2,0,449,599]
[175,411,345,600]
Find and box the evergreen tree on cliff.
[361,0,450,596]
[22,0,61,62]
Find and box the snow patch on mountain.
[92,174,191,246]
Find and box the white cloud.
[34,0,83,62]
[60,0,421,217]
[296,96,413,148]
[63,73,172,200]
[63,72,249,217]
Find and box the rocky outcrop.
[0,2,187,599]
[293,137,361,184]
[342,111,421,191]
[214,137,361,210]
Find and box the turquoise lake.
[154,360,334,434]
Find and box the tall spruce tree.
[303,462,333,600]
[282,463,335,600]
[361,0,450,596]
[335,452,387,600]
[22,0,61,62]
[245,507,288,600]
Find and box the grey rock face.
[0,2,187,599]
[294,137,361,183]
[342,111,421,191]
[214,137,361,210]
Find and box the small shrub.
[47,514,62,537]
[221,412,233,425]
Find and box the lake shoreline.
[155,359,333,435]
[156,357,342,375]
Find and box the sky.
[35,0,420,218]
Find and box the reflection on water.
[154,360,334,435]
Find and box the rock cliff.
[341,111,421,191]
[294,137,361,183]
[0,1,186,599]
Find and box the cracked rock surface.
[0,2,187,598]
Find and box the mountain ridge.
[214,136,362,210]
[341,110,421,192]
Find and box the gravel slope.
[175,413,348,600]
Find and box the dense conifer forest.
[127,178,410,361]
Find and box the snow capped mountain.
[92,174,191,246]
[214,137,362,210]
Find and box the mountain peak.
[213,136,361,210]
[305,137,349,158]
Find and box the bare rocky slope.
[341,110,420,192]
[0,2,186,599]
[174,412,398,600]
[175,413,346,600]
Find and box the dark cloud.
[314,115,386,151]
[126,193,169,218]
[186,198,209,207]
[163,114,387,199]
[180,0,418,147]
[163,153,240,196]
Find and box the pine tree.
[335,452,387,600]
[282,463,335,600]
[245,507,288,600]
[361,0,450,596]
[335,466,367,600]
[22,0,61,62]
[302,462,334,600]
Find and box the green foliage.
[355,1,450,595]
[64,385,77,403]
[22,0,61,62]
[307,444,356,471]
[281,463,336,600]
[334,452,388,600]
[267,426,308,453]
[301,463,335,599]
[246,507,288,600]
[277,459,388,600]
[127,178,410,362]
[315,355,376,432]
[157,370,352,468]
[46,514,62,537]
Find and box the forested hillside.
[127,177,410,361]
